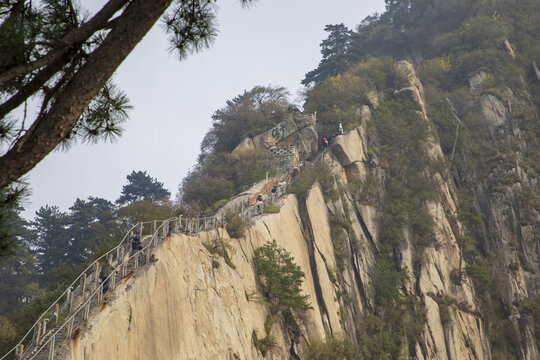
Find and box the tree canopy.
[179,85,289,214]
[201,85,291,154]
[302,24,360,85]
[116,170,170,205]
[253,240,311,313]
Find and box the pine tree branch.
[0,52,71,120]
[0,0,174,189]
[0,0,129,85]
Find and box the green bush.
[346,173,378,205]
[253,240,311,314]
[263,205,280,214]
[465,264,490,285]
[224,211,248,239]
[289,162,335,203]
[181,149,276,213]
[303,336,361,360]
[450,268,462,285]
[203,234,236,269]
[372,255,408,306]
[252,329,276,357]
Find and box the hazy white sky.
[23,0,385,219]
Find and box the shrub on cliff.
[303,336,361,360]
[180,149,275,214]
[253,240,311,314]
[224,211,248,239]
[289,162,335,203]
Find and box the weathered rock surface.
[63,60,539,360]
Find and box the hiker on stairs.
[100,260,113,293]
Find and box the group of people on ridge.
[255,180,288,214]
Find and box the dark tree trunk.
[0,0,174,189]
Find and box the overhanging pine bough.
[0,0,173,189]
[0,0,256,190]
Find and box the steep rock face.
[68,229,270,360]
[67,194,341,359]
[462,74,540,358]
[66,61,538,360]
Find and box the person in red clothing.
[321,137,329,149]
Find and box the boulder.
[468,71,487,94]
[366,91,379,109]
[231,137,255,155]
[480,94,507,136]
[344,162,366,183]
[333,127,367,166]
[252,118,298,150]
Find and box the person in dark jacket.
[321,137,329,149]
[100,261,113,293]
[255,194,264,214]
[131,233,142,254]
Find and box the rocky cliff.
[65,61,539,359]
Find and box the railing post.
[54,303,60,325]
[35,321,42,345]
[119,246,125,264]
[146,248,151,264]
[111,270,117,291]
[67,291,74,314]
[16,344,23,359]
[67,316,75,339]
[153,220,157,234]
[162,221,167,238]
[48,334,55,360]
[98,284,103,304]
[84,300,91,320]
[135,256,139,269]
[81,273,87,294]
[140,222,143,236]
[94,263,101,284]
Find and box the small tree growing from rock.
[253,240,311,314]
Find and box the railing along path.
[1,146,330,360]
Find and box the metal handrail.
[0,220,155,360]
[2,147,325,360]
[5,214,229,360]
[23,218,176,360]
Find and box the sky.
[22,0,386,219]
